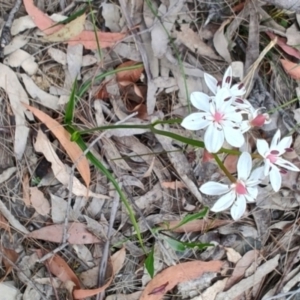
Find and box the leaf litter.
[1,0,300,299]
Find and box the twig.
[37,243,69,263]
[0,0,22,58]
[96,187,120,300]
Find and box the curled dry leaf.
[116,61,144,82]
[27,222,101,244]
[223,154,239,174]
[140,260,223,300]
[161,181,186,189]
[24,0,125,49]
[280,59,300,80]
[23,104,90,187]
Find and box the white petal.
[224,110,243,123]
[237,152,252,180]
[222,66,232,89]
[270,130,281,148]
[200,182,230,195]
[256,139,269,157]
[275,158,300,172]
[211,191,235,212]
[269,167,282,192]
[204,124,224,153]
[230,83,246,97]
[246,187,258,201]
[190,92,211,112]
[181,113,210,130]
[223,126,245,148]
[214,87,231,110]
[231,196,246,220]
[204,73,218,94]
[240,120,251,133]
[276,136,292,154]
[264,159,271,176]
[249,166,265,181]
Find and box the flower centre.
[213,111,223,123]
[267,150,279,163]
[235,181,247,195]
[251,114,266,127]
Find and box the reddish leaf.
[23,0,125,49]
[116,61,144,82]
[27,223,101,244]
[280,59,300,80]
[266,31,300,59]
[148,282,169,295]
[223,154,239,173]
[36,249,81,288]
[140,260,223,300]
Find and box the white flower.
[204,66,248,103]
[200,152,264,220]
[240,107,271,133]
[181,88,245,153]
[256,130,300,192]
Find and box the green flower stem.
[212,153,237,183]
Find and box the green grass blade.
[64,79,77,124]
[145,247,155,278]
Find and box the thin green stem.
[212,153,236,183]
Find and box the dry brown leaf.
[116,61,144,82]
[33,129,108,199]
[161,181,186,189]
[44,14,86,42]
[22,173,31,206]
[225,250,259,290]
[0,214,10,232]
[140,260,223,300]
[176,24,221,60]
[213,19,232,63]
[160,219,230,233]
[36,249,81,288]
[27,222,101,244]
[23,104,90,187]
[280,59,300,80]
[73,247,126,299]
[1,246,19,279]
[29,187,50,216]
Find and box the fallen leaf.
[23,104,90,187]
[0,63,32,160]
[11,15,36,36]
[280,59,300,80]
[0,282,21,298]
[159,219,230,233]
[73,247,126,299]
[1,246,19,277]
[140,260,223,300]
[33,129,108,199]
[0,167,17,184]
[116,61,144,82]
[20,74,59,110]
[29,187,50,216]
[24,0,125,49]
[213,19,232,63]
[225,250,259,290]
[286,23,300,49]
[266,31,300,59]
[44,14,86,42]
[36,249,81,288]
[161,181,186,189]
[22,173,31,206]
[27,222,101,244]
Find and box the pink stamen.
[213,111,223,123]
[270,150,279,155]
[238,83,244,90]
[285,148,293,152]
[280,169,287,174]
[235,98,244,103]
[235,181,247,195]
[267,153,278,163]
[225,76,231,84]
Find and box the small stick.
[0,0,22,58]
[37,243,69,263]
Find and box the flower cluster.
[181,66,300,220]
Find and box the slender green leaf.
[165,236,213,252]
[145,247,155,278]
[64,79,77,124]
